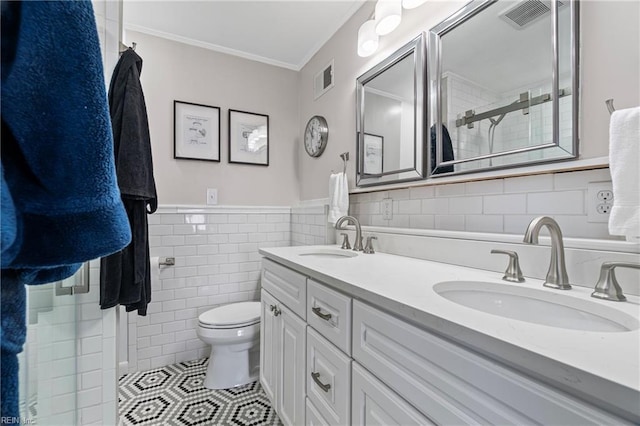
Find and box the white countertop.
[259,245,640,418]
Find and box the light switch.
[206,188,218,205]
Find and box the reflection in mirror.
[356,34,426,187]
[429,0,578,176]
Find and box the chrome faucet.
[523,216,571,290]
[335,216,363,251]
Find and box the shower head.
[489,114,505,127]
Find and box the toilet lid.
[198,302,261,327]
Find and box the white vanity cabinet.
[260,255,633,426]
[352,362,434,426]
[260,260,307,426]
[352,301,630,425]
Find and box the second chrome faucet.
[523,216,571,290]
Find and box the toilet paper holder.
[159,257,175,266]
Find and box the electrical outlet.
[206,188,218,205]
[597,190,613,202]
[587,181,613,223]
[381,199,393,220]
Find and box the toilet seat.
[198,301,260,329]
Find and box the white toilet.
[196,301,261,390]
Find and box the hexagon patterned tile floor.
[119,358,282,426]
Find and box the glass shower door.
[18,263,89,424]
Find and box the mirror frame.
[356,33,427,187]
[428,0,580,177]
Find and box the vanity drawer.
[352,300,628,425]
[352,362,435,426]
[307,279,352,355]
[305,398,330,426]
[262,258,307,319]
[307,327,351,425]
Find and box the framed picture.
[363,133,383,175]
[174,100,220,161]
[228,109,269,166]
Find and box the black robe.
[100,48,157,315]
[430,124,455,174]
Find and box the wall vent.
[499,0,566,30]
[314,60,334,100]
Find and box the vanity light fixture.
[375,0,402,35]
[359,0,426,57]
[357,19,379,57]
[402,0,426,9]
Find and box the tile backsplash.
[350,168,616,240]
[291,204,335,246]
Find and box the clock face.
[304,116,328,157]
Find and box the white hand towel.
[608,106,640,241]
[328,172,349,224]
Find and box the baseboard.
[119,361,129,377]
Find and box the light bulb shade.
[402,0,426,9]
[375,0,402,35]
[357,20,379,57]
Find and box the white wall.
[297,1,640,200]
[127,30,301,206]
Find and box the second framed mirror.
[356,33,427,188]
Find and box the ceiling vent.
[314,60,334,100]
[499,0,566,30]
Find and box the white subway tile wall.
[125,208,292,374]
[350,168,615,239]
[291,205,335,246]
[80,261,119,426]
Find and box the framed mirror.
[429,0,579,176]
[356,34,426,187]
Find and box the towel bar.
[340,152,349,174]
[606,99,615,115]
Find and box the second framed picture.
[174,100,221,162]
[363,133,383,175]
[228,109,269,166]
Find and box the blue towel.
[1,0,132,418]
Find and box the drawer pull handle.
[312,307,332,321]
[311,372,331,392]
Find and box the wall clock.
[304,115,328,157]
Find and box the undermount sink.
[434,281,639,333]
[298,248,358,259]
